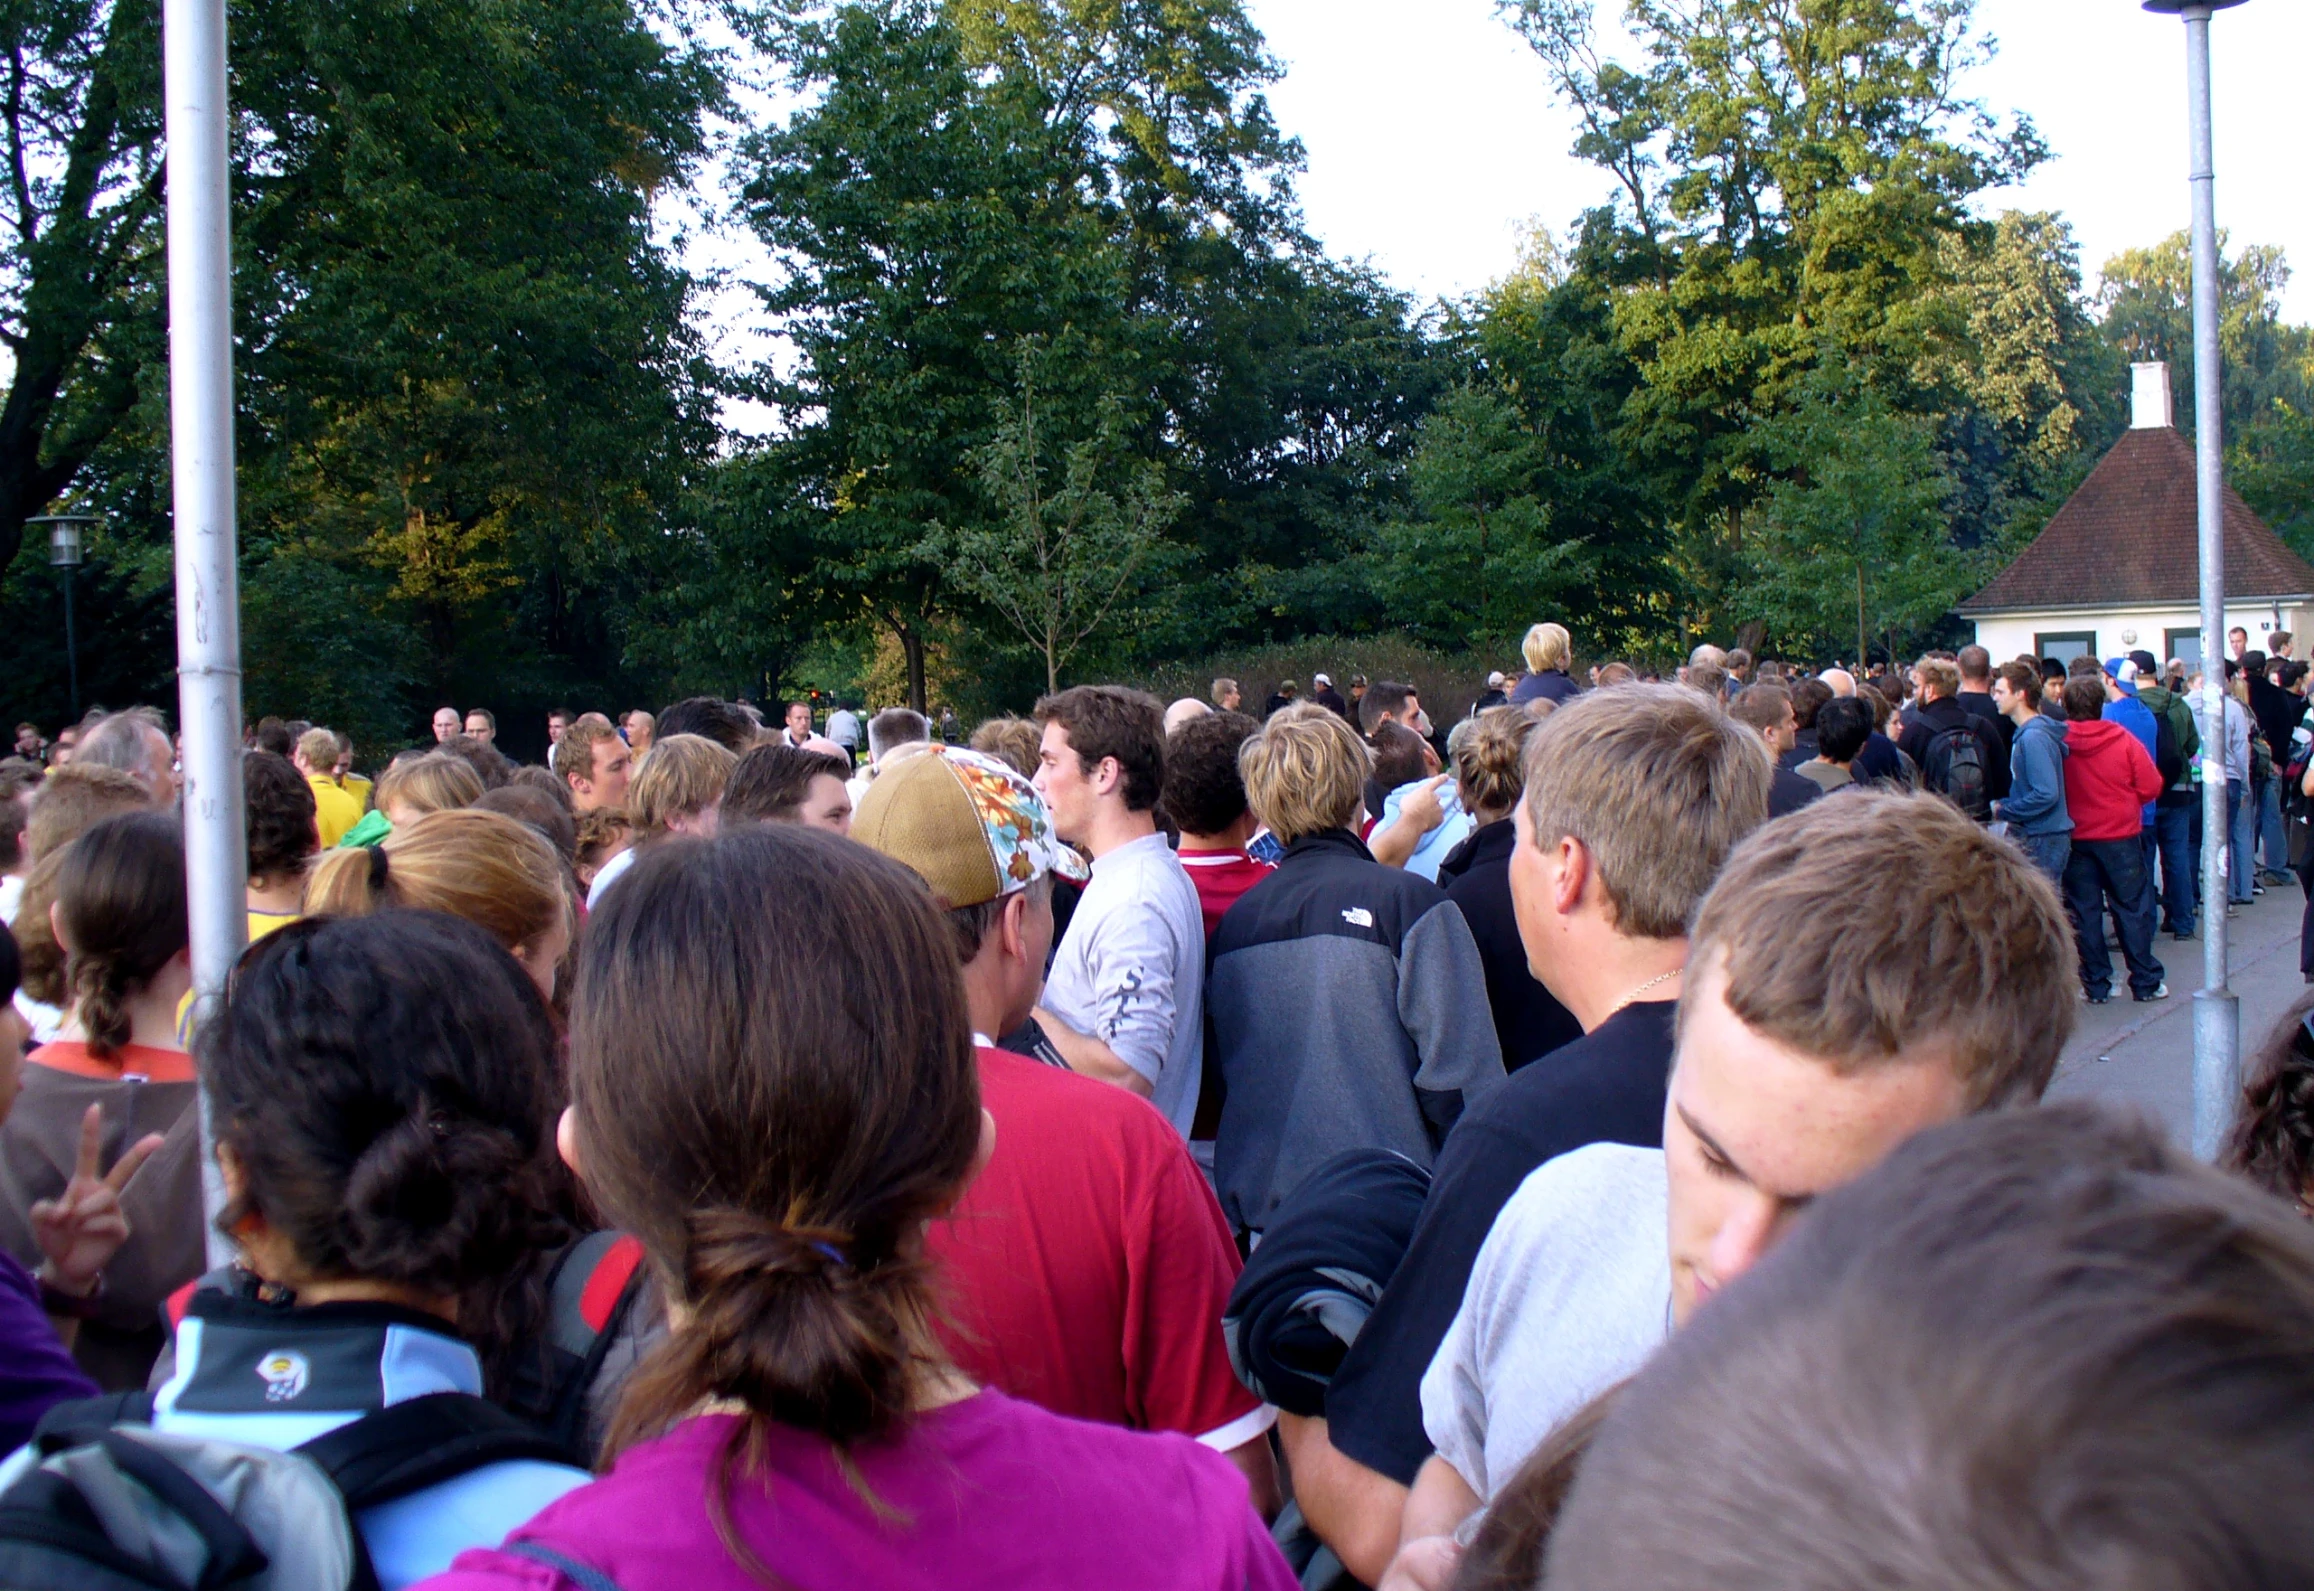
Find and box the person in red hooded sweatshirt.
[2057,674,2168,1005]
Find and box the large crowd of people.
[0,626,2311,1589]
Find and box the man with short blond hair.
[1210,677,1242,713]
[553,718,632,814]
[1388,792,2075,1578]
[1290,683,1769,1583]
[293,727,362,847]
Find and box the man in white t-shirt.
[1032,685,1205,1139]
[1385,791,2081,1589]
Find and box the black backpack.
[1924,724,1991,822]
[0,1390,568,1591]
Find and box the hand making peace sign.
[30,1103,166,1299]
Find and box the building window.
[2165,628,2203,668]
[2034,630,2097,663]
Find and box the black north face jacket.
[1208,829,1504,1235]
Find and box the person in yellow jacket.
[333,731,373,814]
[293,728,362,849]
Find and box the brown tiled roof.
[1961,425,2314,613]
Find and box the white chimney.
[2131,361,2174,430]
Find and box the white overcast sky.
[1241,0,2313,319]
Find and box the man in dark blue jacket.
[1991,661,2071,883]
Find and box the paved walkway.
[2049,874,2307,1145]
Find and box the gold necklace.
[1610,965,1683,1015]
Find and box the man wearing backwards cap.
[853,747,1282,1515]
[1312,672,1350,720]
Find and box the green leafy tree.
[743,0,1135,709]
[2098,231,2311,435]
[932,345,1185,693]
[1380,384,1587,653]
[1748,357,1964,662]
[1502,0,2044,637]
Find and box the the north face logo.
[1341,907,1374,928]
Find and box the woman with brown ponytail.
[0,811,202,1388]
[419,826,1294,1591]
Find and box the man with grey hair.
[849,706,932,807]
[73,708,176,806]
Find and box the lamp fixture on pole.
[27,513,101,717]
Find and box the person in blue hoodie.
[1991,661,2071,883]
[2102,658,2164,860]
[152,910,590,1587]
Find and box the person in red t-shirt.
[853,745,1281,1518]
[1165,711,1273,939]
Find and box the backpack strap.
[32,1389,155,1445]
[80,1430,270,1588]
[546,1232,647,1356]
[505,1541,628,1591]
[295,1393,570,1513]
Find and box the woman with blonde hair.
[1510,622,1581,708]
[375,751,485,828]
[585,733,734,908]
[305,807,572,1001]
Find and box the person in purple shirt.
[0,926,155,1451]
[421,825,1291,1591]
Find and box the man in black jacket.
[1898,656,2003,821]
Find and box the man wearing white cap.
[854,745,1281,1514]
[1312,672,1350,720]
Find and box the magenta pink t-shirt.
[417,1391,1294,1591]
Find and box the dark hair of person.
[1813,696,1875,764]
[570,826,980,1561]
[1162,710,1259,837]
[203,911,580,1403]
[1033,685,1166,812]
[2039,657,2067,686]
[1358,680,1418,736]
[654,696,759,756]
[1993,659,2041,709]
[1789,677,1834,731]
[1728,682,1793,735]
[724,744,852,826]
[56,811,188,1058]
[1451,1385,1621,1591]
[439,733,514,791]
[244,751,319,882]
[475,784,579,864]
[1370,720,1431,791]
[253,716,295,758]
[2060,674,2107,723]
[0,915,20,1004]
[1543,1102,2314,1591]
[2226,996,2314,1211]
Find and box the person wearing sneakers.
[2058,674,2167,1005]
[850,745,1281,1514]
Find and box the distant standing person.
[1033,687,1207,1139]
[823,701,861,761]
[1212,678,1242,713]
[1311,673,1350,719]
[1990,663,2071,884]
[545,707,572,750]
[463,708,496,747]
[431,706,461,744]
[1509,623,1580,707]
[293,729,362,848]
[621,709,654,756]
[2058,674,2165,1004]
[781,701,814,748]
[1262,680,1299,718]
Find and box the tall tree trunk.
[903,626,927,714]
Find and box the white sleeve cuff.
[1195,1403,1279,1452]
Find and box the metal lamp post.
[28,514,97,716]
[2145,0,2248,1160]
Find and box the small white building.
[1962,362,2314,667]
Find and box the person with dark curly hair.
[243,750,318,944]
[155,911,591,1583]
[2226,998,2314,1218]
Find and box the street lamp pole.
[2146,0,2248,1160]
[30,514,97,718]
